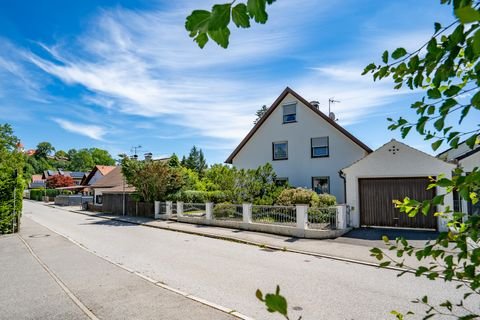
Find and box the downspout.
[338,170,346,204]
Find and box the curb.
[24,212,253,320]
[63,207,411,274]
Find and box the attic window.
[283,103,297,123]
[388,146,400,155]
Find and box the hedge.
[30,188,62,201]
[168,190,230,203]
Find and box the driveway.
[334,227,440,248]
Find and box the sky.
[0,0,476,164]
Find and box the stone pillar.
[154,201,161,219]
[166,201,173,218]
[296,204,308,230]
[242,203,252,224]
[177,201,184,217]
[206,202,213,220]
[336,204,347,229]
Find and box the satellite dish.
[329,112,336,120]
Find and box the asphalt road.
[23,201,477,319]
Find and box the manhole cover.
[28,234,50,238]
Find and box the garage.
[342,139,456,232]
[359,177,436,229]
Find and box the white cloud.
[53,118,106,141]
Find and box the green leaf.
[455,5,480,24]
[209,3,232,30]
[471,91,480,108]
[427,88,441,99]
[391,47,408,59]
[208,28,231,48]
[432,139,443,151]
[247,0,268,24]
[434,118,444,131]
[194,33,209,48]
[443,85,461,97]
[382,50,389,64]
[255,289,264,301]
[185,10,211,34]
[434,22,442,33]
[232,3,251,28]
[362,63,376,75]
[264,287,288,316]
[465,134,478,148]
[473,29,480,55]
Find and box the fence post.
[177,201,184,217]
[206,202,213,220]
[154,201,161,219]
[296,204,308,231]
[336,205,347,229]
[166,201,173,218]
[242,203,252,224]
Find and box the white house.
[225,87,372,203]
[437,139,480,215]
[342,139,456,231]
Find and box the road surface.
[22,200,477,319]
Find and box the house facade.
[90,166,135,206]
[342,140,455,232]
[226,87,372,203]
[438,140,480,216]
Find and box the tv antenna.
[131,145,142,159]
[328,98,340,114]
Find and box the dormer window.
[283,103,296,123]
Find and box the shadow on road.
[342,227,439,241]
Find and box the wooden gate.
[359,177,437,229]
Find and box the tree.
[35,142,55,159]
[54,150,68,160]
[183,146,208,176]
[168,153,181,167]
[254,105,268,125]
[68,149,94,172]
[46,175,74,188]
[90,148,115,166]
[187,1,480,318]
[0,124,24,234]
[121,156,184,202]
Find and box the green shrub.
[168,190,230,203]
[213,202,240,219]
[29,189,44,201]
[276,188,336,207]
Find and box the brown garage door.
[359,177,437,229]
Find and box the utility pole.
[12,169,17,233]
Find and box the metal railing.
[183,203,206,217]
[307,206,337,230]
[252,205,296,226]
[213,204,243,221]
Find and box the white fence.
[154,201,351,239]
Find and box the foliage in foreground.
[0,124,24,233]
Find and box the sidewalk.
[54,204,438,269]
[0,217,236,320]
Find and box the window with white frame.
[311,137,329,158]
[282,103,296,123]
[273,141,288,160]
[312,176,330,194]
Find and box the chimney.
[144,152,153,161]
[309,101,320,109]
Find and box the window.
[96,195,103,205]
[312,177,330,194]
[283,103,296,123]
[274,177,289,186]
[311,137,329,158]
[273,141,288,160]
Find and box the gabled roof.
[342,139,456,172]
[225,87,372,163]
[81,165,116,186]
[437,135,480,161]
[90,166,134,190]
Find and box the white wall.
[459,151,480,172]
[232,93,368,203]
[343,140,456,231]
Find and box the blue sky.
[0,0,476,164]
